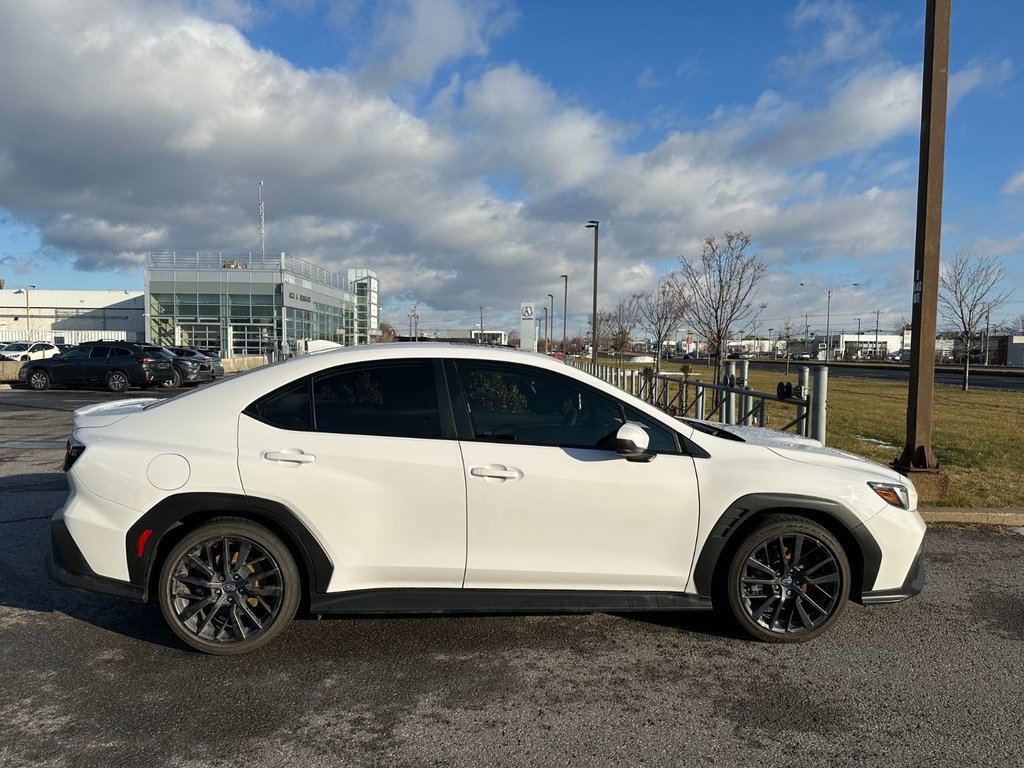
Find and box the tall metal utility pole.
[875,309,881,360]
[897,0,950,474]
[585,220,600,366]
[560,274,568,353]
[258,180,266,258]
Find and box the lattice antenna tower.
[258,180,266,257]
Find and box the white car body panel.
[236,415,467,592]
[461,441,699,591]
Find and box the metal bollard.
[797,366,810,437]
[811,366,828,444]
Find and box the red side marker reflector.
[137,529,154,558]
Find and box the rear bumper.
[48,516,144,602]
[860,545,925,605]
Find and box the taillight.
[63,439,85,472]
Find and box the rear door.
[236,359,467,594]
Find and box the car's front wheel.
[719,515,850,643]
[161,369,181,389]
[157,518,300,655]
[28,369,50,391]
[105,370,130,393]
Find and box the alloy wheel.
[158,520,300,654]
[106,371,128,392]
[736,532,843,635]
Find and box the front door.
[453,361,700,592]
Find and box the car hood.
[701,422,907,484]
[73,398,161,429]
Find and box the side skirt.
[309,588,713,616]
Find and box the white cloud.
[356,0,517,89]
[1002,170,1024,195]
[636,66,659,90]
[778,0,892,76]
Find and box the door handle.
[469,465,523,481]
[264,450,316,465]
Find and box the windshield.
[2,343,29,352]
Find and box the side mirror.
[615,422,655,463]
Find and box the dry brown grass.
[615,361,1024,508]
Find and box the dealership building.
[0,252,379,357]
[144,252,379,357]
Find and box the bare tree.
[607,297,640,367]
[938,252,1014,390]
[587,310,615,359]
[378,323,397,343]
[678,231,767,381]
[634,275,688,378]
[1013,313,1024,335]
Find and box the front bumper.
[860,545,925,604]
[48,516,144,602]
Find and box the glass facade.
[144,253,378,358]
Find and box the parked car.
[19,340,175,392]
[628,355,656,364]
[49,344,924,654]
[0,341,61,362]
[159,347,216,389]
[166,345,224,377]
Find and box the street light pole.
[560,274,568,353]
[585,220,599,367]
[547,293,554,355]
[542,307,548,354]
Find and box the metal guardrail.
[574,359,829,444]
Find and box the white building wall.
[0,289,144,343]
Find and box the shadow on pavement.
[0,471,182,651]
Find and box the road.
[2,387,1023,767]
[742,361,1024,392]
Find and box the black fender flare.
[125,492,334,599]
[691,493,882,601]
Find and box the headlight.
[868,481,911,509]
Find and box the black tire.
[157,518,300,655]
[27,369,50,391]
[105,370,130,393]
[717,515,850,643]
[161,369,182,389]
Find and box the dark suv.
[19,341,175,393]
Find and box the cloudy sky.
[1,0,1022,336]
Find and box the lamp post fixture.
[585,220,599,366]
[560,274,568,353]
[13,285,35,335]
[800,282,859,361]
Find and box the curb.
[920,507,1024,526]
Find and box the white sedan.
[0,341,60,361]
[50,344,925,654]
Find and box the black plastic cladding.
[690,493,883,600]
[126,493,334,598]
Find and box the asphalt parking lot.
[2,387,1023,767]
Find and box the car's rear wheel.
[157,518,300,655]
[105,370,129,393]
[719,515,849,643]
[28,369,50,391]
[161,369,181,389]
